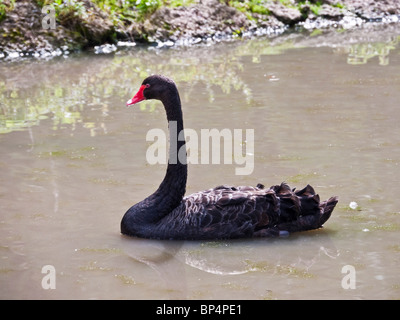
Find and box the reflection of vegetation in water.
[234,38,298,64]
[0,44,256,134]
[0,80,87,134]
[0,55,133,135]
[0,36,305,135]
[1,34,399,135]
[346,36,399,66]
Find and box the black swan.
[121,75,338,240]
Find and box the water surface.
[1,25,400,300]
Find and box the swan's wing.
[180,185,279,238]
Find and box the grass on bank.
[229,0,345,19]
[35,0,197,25]
[31,0,346,26]
[0,0,15,22]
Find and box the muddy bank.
[1,0,400,59]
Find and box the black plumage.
[121,75,338,240]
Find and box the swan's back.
[146,183,337,240]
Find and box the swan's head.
[126,75,176,106]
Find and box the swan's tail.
[273,183,338,234]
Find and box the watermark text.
[42,5,56,30]
[341,265,356,289]
[41,265,56,289]
[146,121,254,175]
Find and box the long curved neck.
[145,87,187,221]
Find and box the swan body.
[121,75,338,240]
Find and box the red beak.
[126,84,146,106]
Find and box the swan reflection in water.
[120,230,339,298]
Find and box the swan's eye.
[145,84,150,88]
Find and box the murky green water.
[1,25,400,300]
